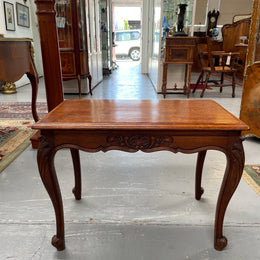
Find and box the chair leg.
[200,72,210,98]
[232,73,236,98]
[193,71,203,93]
[220,72,224,93]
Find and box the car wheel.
[129,48,140,61]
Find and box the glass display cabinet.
[55,0,92,95]
[162,0,194,37]
[100,0,112,75]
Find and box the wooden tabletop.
[32,99,248,131]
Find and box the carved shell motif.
[107,135,174,150]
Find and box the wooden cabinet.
[162,37,196,98]
[56,0,92,95]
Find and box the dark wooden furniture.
[0,38,39,122]
[192,39,222,73]
[35,0,64,112]
[240,1,260,138]
[193,36,239,98]
[162,37,196,98]
[222,17,251,79]
[56,0,92,96]
[32,99,248,251]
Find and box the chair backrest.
[196,36,215,71]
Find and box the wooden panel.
[222,18,251,78]
[34,0,64,112]
[60,52,76,75]
[240,63,260,137]
[166,47,192,63]
[222,18,251,52]
[80,51,88,75]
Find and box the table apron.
[40,130,242,154]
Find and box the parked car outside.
[114,30,141,61]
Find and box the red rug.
[190,84,213,90]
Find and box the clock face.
[210,17,216,23]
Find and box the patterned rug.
[0,102,48,119]
[0,102,48,173]
[243,165,260,196]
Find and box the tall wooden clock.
[207,10,220,37]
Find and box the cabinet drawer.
[165,46,194,63]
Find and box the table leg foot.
[214,236,227,251]
[196,187,204,200]
[72,187,81,200]
[52,235,65,251]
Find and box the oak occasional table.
[32,99,248,251]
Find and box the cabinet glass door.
[77,0,87,50]
[162,0,194,36]
[56,0,74,49]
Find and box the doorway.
[113,6,142,65]
[101,1,144,76]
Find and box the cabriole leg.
[214,138,244,250]
[37,137,65,251]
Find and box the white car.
[114,30,141,61]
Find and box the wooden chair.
[193,36,238,98]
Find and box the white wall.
[0,0,43,87]
[148,0,161,90]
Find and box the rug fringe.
[0,139,32,173]
[242,170,260,196]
